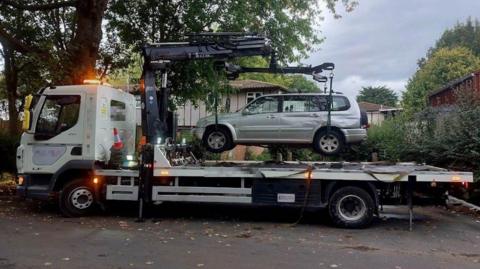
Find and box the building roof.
[428,70,480,98]
[229,79,288,91]
[358,101,398,112]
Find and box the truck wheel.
[313,129,344,156]
[59,179,96,217]
[203,127,233,153]
[328,186,374,228]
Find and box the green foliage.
[106,0,354,103]
[107,0,354,62]
[402,47,480,115]
[362,91,480,181]
[356,86,398,106]
[428,17,480,59]
[238,57,320,92]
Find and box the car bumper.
[341,128,367,144]
[193,127,205,140]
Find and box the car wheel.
[314,129,344,156]
[59,179,96,217]
[328,186,375,228]
[203,127,233,153]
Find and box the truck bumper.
[342,128,367,144]
[16,174,55,201]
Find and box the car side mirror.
[242,108,250,115]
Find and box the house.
[428,70,480,107]
[358,101,401,125]
[176,79,287,128]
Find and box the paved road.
[0,197,479,269]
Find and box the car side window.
[245,96,279,114]
[331,96,351,111]
[282,95,321,112]
[35,95,80,140]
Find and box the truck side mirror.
[22,94,33,131]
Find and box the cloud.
[306,0,480,98]
[333,75,406,98]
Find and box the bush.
[363,92,480,182]
[0,132,20,172]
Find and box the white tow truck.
[16,33,473,228]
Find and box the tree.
[237,57,320,92]
[0,0,109,85]
[0,3,50,134]
[0,0,108,134]
[402,47,480,115]
[430,18,480,58]
[106,0,354,103]
[416,18,480,68]
[356,86,398,106]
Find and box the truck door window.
[110,100,126,121]
[35,95,80,140]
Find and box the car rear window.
[331,96,350,111]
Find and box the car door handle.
[267,115,276,119]
[312,113,320,117]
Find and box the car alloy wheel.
[207,131,227,150]
[319,134,340,153]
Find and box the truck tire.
[59,179,96,217]
[328,186,374,228]
[203,127,233,153]
[313,129,344,156]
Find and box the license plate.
[277,193,295,203]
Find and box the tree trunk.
[62,0,109,85]
[3,46,19,135]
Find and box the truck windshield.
[35,95,80,140]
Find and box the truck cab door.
[22,94,85,175]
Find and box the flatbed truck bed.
[94,160,473,228]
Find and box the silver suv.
[194,93,367,155]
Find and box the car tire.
[328,186,375,228]
[202,126,233,153]
[59,179,96,217]
[313,129,344,156]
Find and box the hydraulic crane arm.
[140,33,335,144]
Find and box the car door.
[235,95,281,142]
[277,95,325,142]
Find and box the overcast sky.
[305,0,480,98]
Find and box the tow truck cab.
[16,84,136,200]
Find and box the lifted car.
[194,93,367,155]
